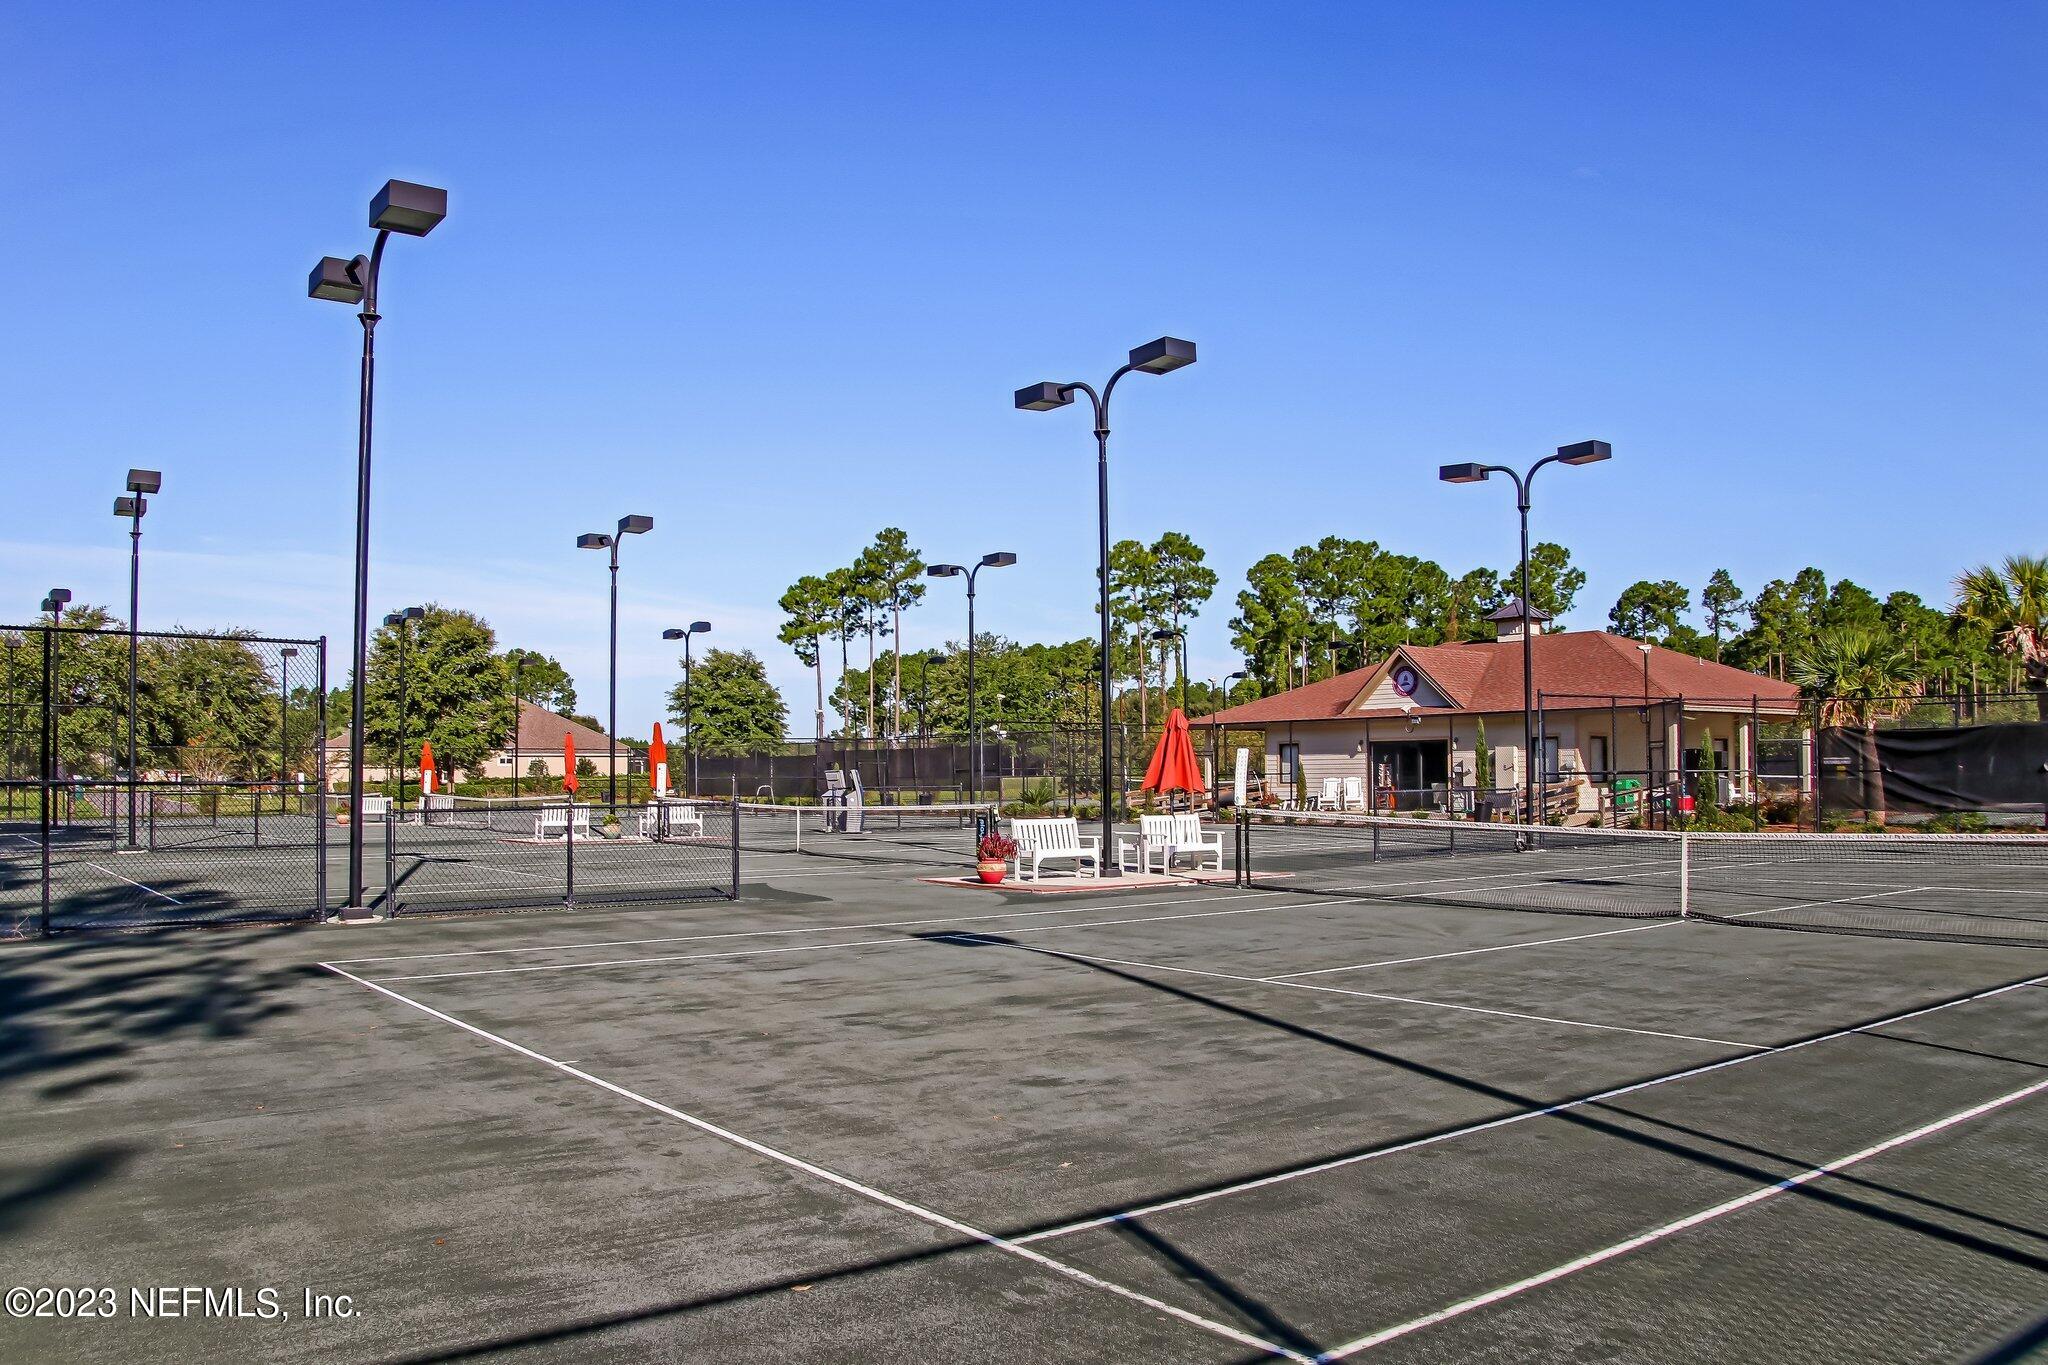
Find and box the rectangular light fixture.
[369,180,448,237]
[1129,336,1196,373]
[1556,439,1612,465]
[1014,383,1072,411]
[307,256,364,303]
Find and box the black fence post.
[315,637,329,921]
[563,793,575,910]
[38,625,52,937]
[729,776,740,898]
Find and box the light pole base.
[328,907,386,925]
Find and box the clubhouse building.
[1201,602,1804,820]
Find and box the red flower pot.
[976,859,1007,885]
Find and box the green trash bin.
[1613,778,1642,813]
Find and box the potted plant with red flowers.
[976,831,1016,884]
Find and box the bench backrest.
[1138,814,1178,842]
[1167,813,1209,842]
[360,794,390,819]
[1013,817,1081,852]
[539,803,591,830]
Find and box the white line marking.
[1266,921,1680,978]
[1725,886,1930,922]
[944,937,1767,1050]
[366,897,1332,983]
[1319,1074,2048,1358]
[319,964,1308,1363]
[329,890,1291,965]
[81,861,185,905]
[1016,969,2048,1242]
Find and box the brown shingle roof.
[324,701,613,753]
[1202,631,1800,726]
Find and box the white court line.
[1266,921,1680,978]
[940,936,1766,1050]
[329,889,1290,965]
[1267,883,1949,980]
[1320,1074,2048,1358]
[80,861,185,906]
[1018,968,2048,1243]
[319,963,1308,1363]
[368,897,1335,983]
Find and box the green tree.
[1701,570,1742,661]
[863,528,925,740]
[503,649,575,713]
[1955,554,2048,719]
[1507,542,1585,619]
[1151,530,1217,706]
[822,565,863,737]
[1107,539,1162,729]
[778,574,839,739]
[1790,625,1923,823]
[1449,568,1504,642]
[1229,553,1311,694]
[667,648,787,756]
[363,606,513,781]
[1609,580,1691,642]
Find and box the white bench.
[1009,817,1101,881]
[359,793,390,822]
[535,803,592,840]
[1120,813,1224,873]
[641,801,703,839]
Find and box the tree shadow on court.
[0,886,306,1237]
[927,934,2048,1275]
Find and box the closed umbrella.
[1142,708,1203,808]
[563,733,578,794]
[649,722,669,797]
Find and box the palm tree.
[1789,625,1922,824]
[1955,554,2048,721]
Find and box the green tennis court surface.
[2,855,2042,1362]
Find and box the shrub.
[1020,778,1057,807]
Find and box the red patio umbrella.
[418,740,437,795]
[1142,708,1204,803]
[648,722,669,796]
[562,733,578,794]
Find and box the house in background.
[1203,601,1805,819]
[322,702,630,785]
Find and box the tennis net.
[736,801,996,867]
[1238,811,2048,947]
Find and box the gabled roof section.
[1201,631,1801,727]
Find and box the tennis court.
[2,828,2043,1362]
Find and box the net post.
[1236,807,1249,887]
[729,777,740,899]
[38,625,51,938]
[1679,833,1691,918]
[563,793,576,910]
[1372,819,1382,863]
[384,802,398,916]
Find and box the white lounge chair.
[1340,776,1365,811]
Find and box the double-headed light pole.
[309,178,448,918]
[1016,337,1196,870]
[1439,440,1611,822]
[579,516,654,804]
[113,468,159,847]
[925,553,1015,802]
[661,622,712,795]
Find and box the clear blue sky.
[4,3,2042,736]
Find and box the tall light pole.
[309,178,448,917]
[661,622,712,795]
[113,469,159,848]
[1017,337,1197,870]
[926,552,1016,803]
[579,515,653,805]
[383,607,424,810]
[278,647,298,786]
[1440,440,1612,824]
